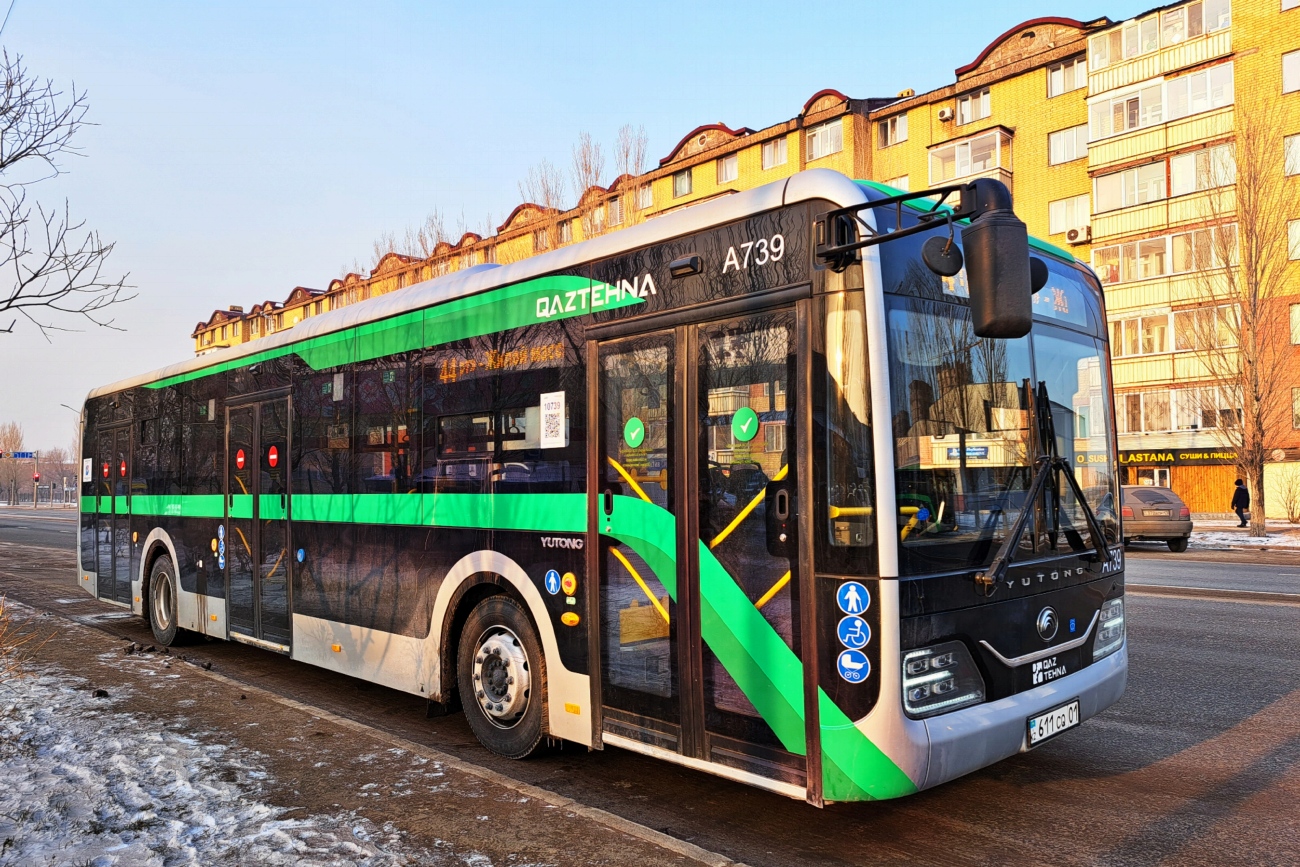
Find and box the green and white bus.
[77,169,1126,805]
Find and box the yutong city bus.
[77,169,1126,805]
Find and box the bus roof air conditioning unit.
[1067,225,1091,245]
[937,107,954,122]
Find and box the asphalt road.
[0,506,78,549]
[3,519,1299,865]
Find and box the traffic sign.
[12,451,34,459]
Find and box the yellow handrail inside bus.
[828,505,874,518]
[709,464,789,550]
[755,570,791,610]
[610,546,669,623]
[900,505,921,541]
[606,457,653,504]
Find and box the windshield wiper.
[975,382,1110,596]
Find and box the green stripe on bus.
[80,488,913,799]
[147,275,643,389]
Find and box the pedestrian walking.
[1231,478,1250,527]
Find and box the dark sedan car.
[1121,485,1193,552]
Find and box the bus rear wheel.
[457,595,544,759]
[148,554,188,646]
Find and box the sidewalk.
[1187,517,1300,551]
[0,599,707,866]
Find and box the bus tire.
[457,595,544,759]
[148,555,186,646]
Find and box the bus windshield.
[881,238,1118,577]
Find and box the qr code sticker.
[544,412,562,442]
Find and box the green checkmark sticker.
[732,407,759,443]
[623,417,645,448]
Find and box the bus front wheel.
[457,595,545,759]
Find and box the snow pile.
[1189,519,1300,550]
[0,664,437,865]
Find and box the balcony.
[1089,28,1231,96]
[1089,107,1234,171]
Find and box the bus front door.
[593,306,808,792]
[226,399,292,650]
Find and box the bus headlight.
[1092,597,1125,662]
[902,640,985,718]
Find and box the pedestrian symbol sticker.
[544,569,561,595]
[623,417,645,449]
[837,616,870,649]
[732,407,759,443]
[836,581,870,615]
[218,554,226,570]
[837,649,871,683]
[218,525,225,541]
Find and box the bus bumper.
[918,641,1128,791]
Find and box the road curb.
[1127,584,1300,605]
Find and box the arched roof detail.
[954,17,1093,78]
[498,202,557,233]
[801,88,850,116]
[658,123,754,167]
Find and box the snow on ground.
[1188,519,1300,550]
[0,670,431,866]
[0,605,460,867]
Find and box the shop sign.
[1119,449,1237,466]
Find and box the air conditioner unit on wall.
[937,107,954,122]
[1067,225,1092,245]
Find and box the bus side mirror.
[959,179,1032,339]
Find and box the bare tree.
[41,445,72,503]
[0,52,133,338]
[1185,92,1300,536]
[571,132,606,238]
[1277,463,1300,524]
[518,158,567,253]
[613,124,649,227]
[0,421,24,505]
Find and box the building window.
[883,175,910,191]
[1286,135,1300,175]
[1290,220,1300,259]
[533,229,549,252]
[717,153,738,184]
[1293,388,1300,429]
[761,137,788,170]
[637,184,653,209]
[589,206,605,234]
[1173,304,1238,350]
[877,114,908,147]
[1094,161,1167,212]
[558,220,573,244]
[1170,144,1235,195]
[928,130,1010,184]
[1290,303,1300,344]
[1286,50,1300,94]
[807,120,844,160]
[1049,124,1089,165]
[1089,64,1233,141]
[1048,57,1087,97]
[1092,224,1237,285]
[1117,390,1172,434]
[1110,313,1171,358]
[1049,194,1091,235]
[956,89,991,125]
[608,197,623,226]
[673,168,693,198]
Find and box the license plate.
[1144,509,1171,517]
[1027,699,1080,747]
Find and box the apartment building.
[190,0,1300,514]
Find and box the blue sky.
[1,0,1155,450]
